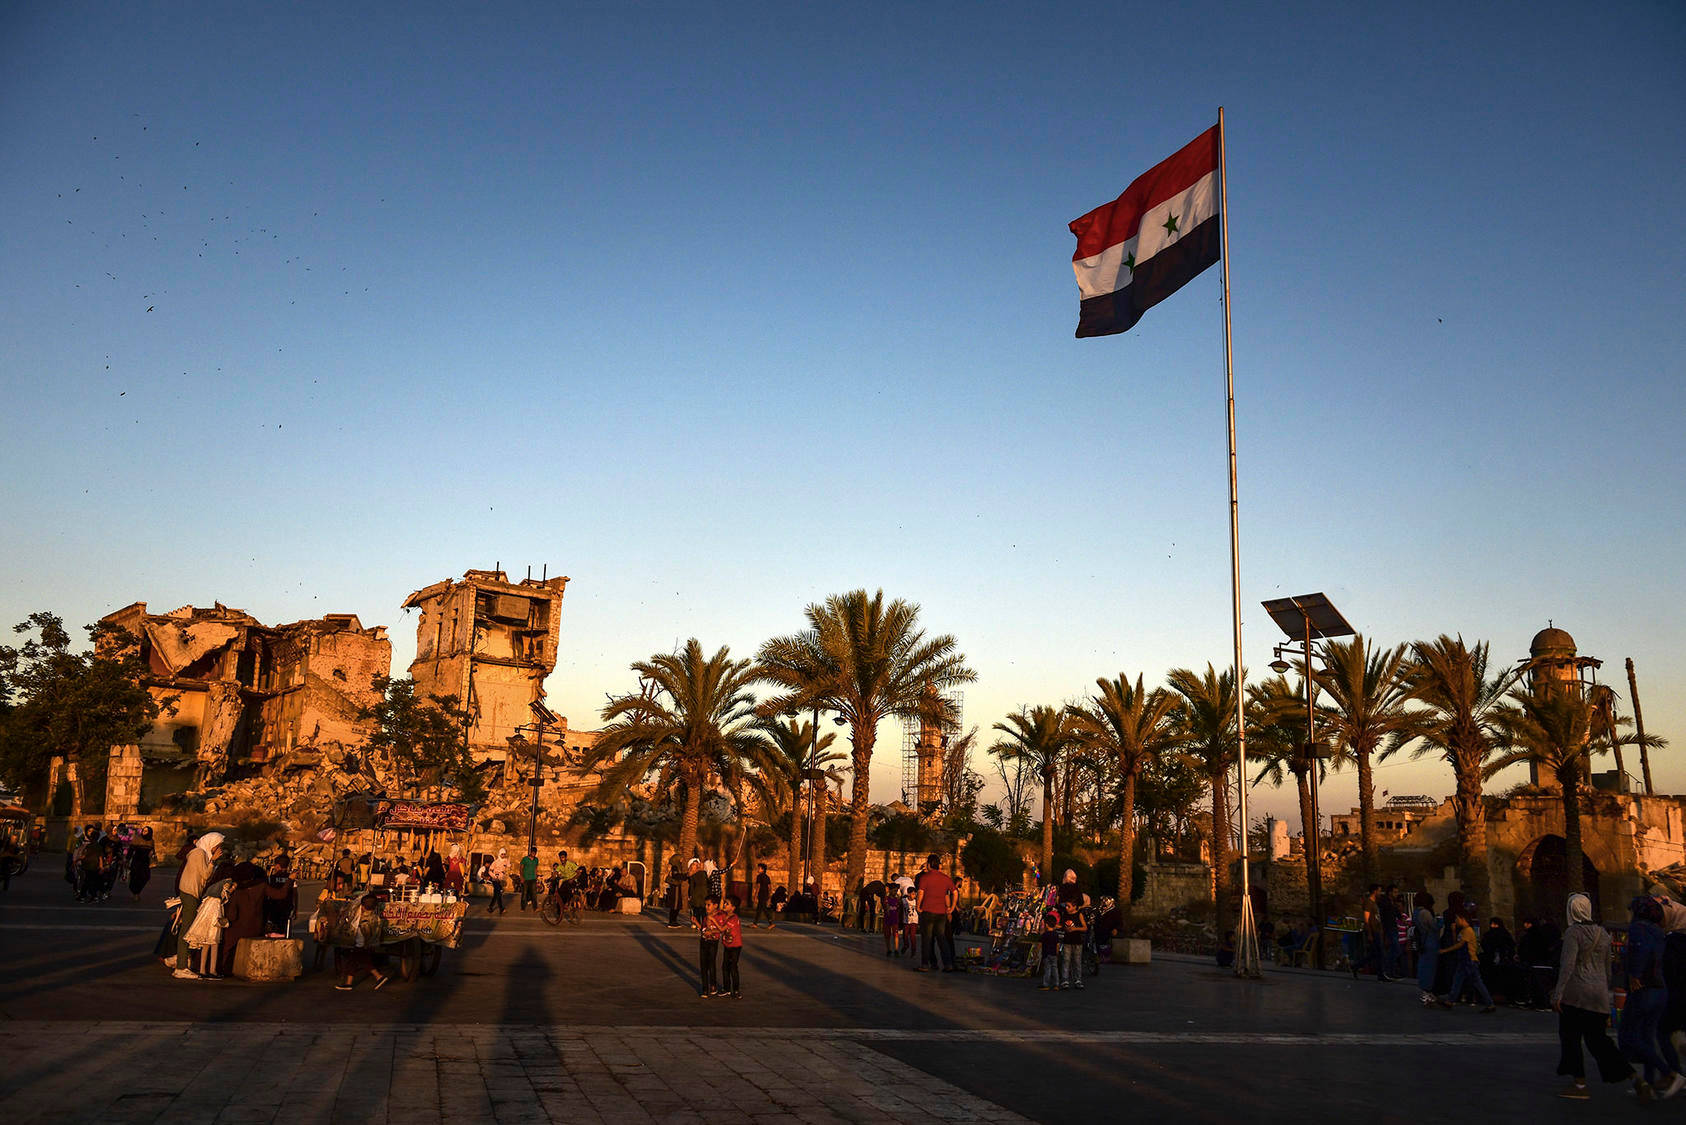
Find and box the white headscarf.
[196,832,225,857]
[497,847,507,858]
[1567,892,1594,926]
[1063,869,1077,884]
[449,844,460,858]
[704,860,717,875]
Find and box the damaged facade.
[96,602,390,817]
[403,569,570,765]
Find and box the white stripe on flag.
[1072,236,1139,300]
[1133,169,1219,267]
[1070,169,1219,299]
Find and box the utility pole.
[1628,658,1654,796]
[509,700,565,854]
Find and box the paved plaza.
[0,866,1649,1123]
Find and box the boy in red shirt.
[716,895,744,998]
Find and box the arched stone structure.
[1514,834,1600,924]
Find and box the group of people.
[64,822,155,902]
[1552,888,1686,1102]
[161,830,298,982]
[1036,870,1092,990]
[329,845,468,897]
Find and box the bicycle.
[539,880,583,926]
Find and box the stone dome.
[1529,625,1577,659]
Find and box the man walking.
[519,847,541,911]
[687,858,710,930]
[914,854,956,973]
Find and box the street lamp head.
[1269,657,1291,675]
[832,714,847,727]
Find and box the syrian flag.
[1069,124,1221,338]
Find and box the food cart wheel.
[398,938,423,982]
[419,943,442,977]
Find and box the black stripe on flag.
[1075,216,1220,338]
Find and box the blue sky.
[2,1,1682,828]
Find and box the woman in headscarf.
[128,827,154,900]
[1618,894,1684,1101]
[424,849,446,892]
[173,832,224,979]
[445,845,466,895]
[1554,892,1633,1099]
[263,855,298,936]
[1412,892,1439,1006]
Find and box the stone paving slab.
[0,1023,1034,1125]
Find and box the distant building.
[93,601,390,816]
[1329,798,1434,842]
[403,569,570,766]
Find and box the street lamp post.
[1263,593,1354,972]
[509,700,566,855]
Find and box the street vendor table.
[315,891,468,981]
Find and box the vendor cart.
[0,804,31,878]
[313,889,468,980]
[313,798,477,980]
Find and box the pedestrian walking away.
[1618,894,1686,1101]
[1553,892,1634,1100]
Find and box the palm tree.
[1490,682,1603,896]
[1070,674,1178,926]
[582,639,763,863]
[1247,673,1325,893]
[756,589,975,894]
[1314,636,1413,880]
[1167,665,1241,930]
[753,716,840,891]
[1394,636,1518,903]
[990,706,1081,884]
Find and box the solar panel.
[1261,592,1355,640]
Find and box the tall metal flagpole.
[1218,106,1260,979]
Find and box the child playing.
[699,893,723,998]
[1039,907,1062,990]
[717,895,744,998]
[903,891,919,958]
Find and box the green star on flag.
[1162,212,1180,236]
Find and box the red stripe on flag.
[1069,124,1221,261]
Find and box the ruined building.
[94,602,390,816]
[403,569,570,766]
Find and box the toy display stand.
[978,890,1047,976]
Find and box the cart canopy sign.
[381,801,473,832]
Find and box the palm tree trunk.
[678,778,702,862]
[1210,767,1231,932]
[1293,761,1316,879]
[811,783,828,890]
[1562,766,1585,896]
[1452,751,1490,904]
[1356,741,1377,880]
[1041,770,1056,884]
[1117,769,1138,930]
[845,726,876,893]
[787,806,802,891]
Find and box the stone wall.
[1136,860,1212,918]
